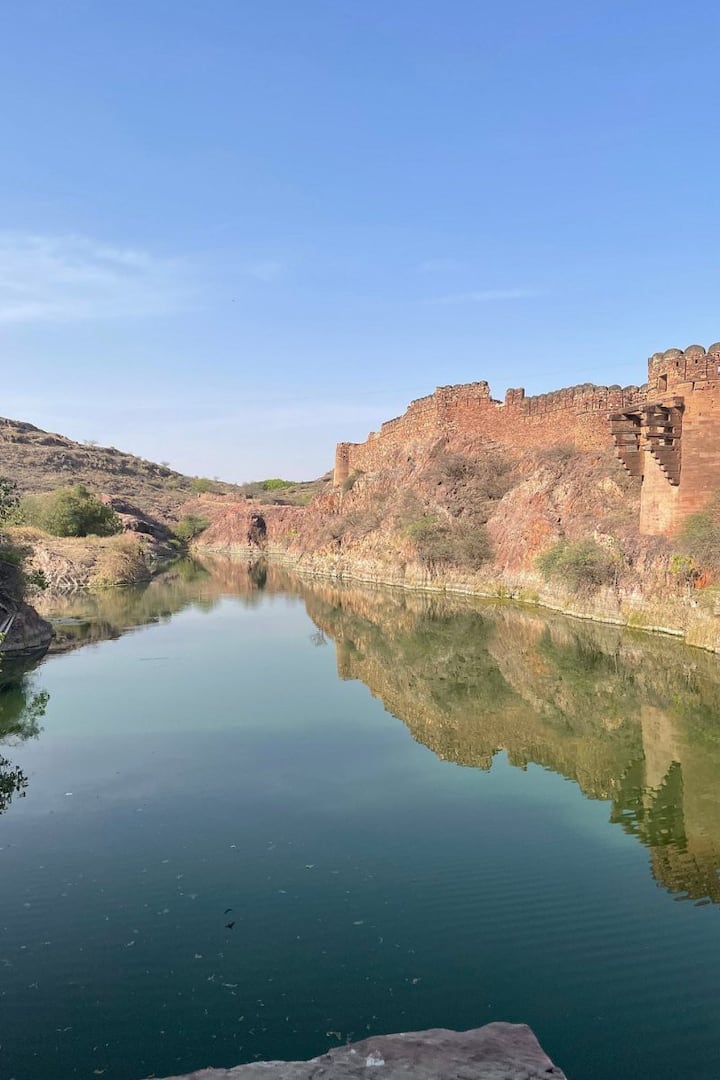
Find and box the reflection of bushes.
[174,558,210,582]
[0,678,48,742]
[536,629,639,731]
[537,539,619,594]
[248,560,268,590]
[0,669,49,816]
[0,756,28,813]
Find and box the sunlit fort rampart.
[333,342,720,536]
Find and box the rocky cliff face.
[195,432,715,645]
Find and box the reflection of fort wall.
[23,562,720,903]
[300,580,720,904]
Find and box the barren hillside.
[0,416,327,521]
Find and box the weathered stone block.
[156,1022,567,1080]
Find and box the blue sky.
[1,1,718,481]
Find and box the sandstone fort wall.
[335,382,648,483]
[334,343,720,537]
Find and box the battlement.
[333,343,720,537]
[647,343,720,395]
[502,381,647,415]
[333,377,650,485]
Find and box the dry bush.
[537,539,620,596]
[89,536,149,588]
[428,448,513,524]
[406,515,491,572]
[538,444,581,464]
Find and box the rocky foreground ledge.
[0,598,53,659]
[158,1023,567,1080]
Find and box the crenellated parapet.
[647,343,720,395]
[333,377,649,485]
[607,344,720,534]
[333,341,720,539]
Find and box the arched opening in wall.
[659,375,668,392]
[248,513,267,548]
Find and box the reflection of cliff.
[14,560,720,901]
[299,582,720,904]
[34,558,299,653]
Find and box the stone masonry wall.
[334,343,720,538]
[334,381,647,484]
[641,344,720,532]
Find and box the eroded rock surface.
[158,1023,567,1080]
[0,598,53,659]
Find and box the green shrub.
[190,477,216,494]
[0,540,46,600]
[0,478,20,524]
[260,478,294,491]
[668,553,697,587]
[0,542,26,601]
[20,486,122,538]
[676,495,720,576]
[407,516,454,568]
[342,470,363,493]
[537,539,618,595]
[174,515,211,542]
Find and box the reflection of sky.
[3,592,720,1080]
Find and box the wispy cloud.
[430,287,540,305]
[418,257,466,273]
[0,233,194,324]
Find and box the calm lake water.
[2,558,720,1080]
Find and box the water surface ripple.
[2,559,720,1079]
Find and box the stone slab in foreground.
[158,1022,567,1080]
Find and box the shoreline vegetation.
[196,547,716,649]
